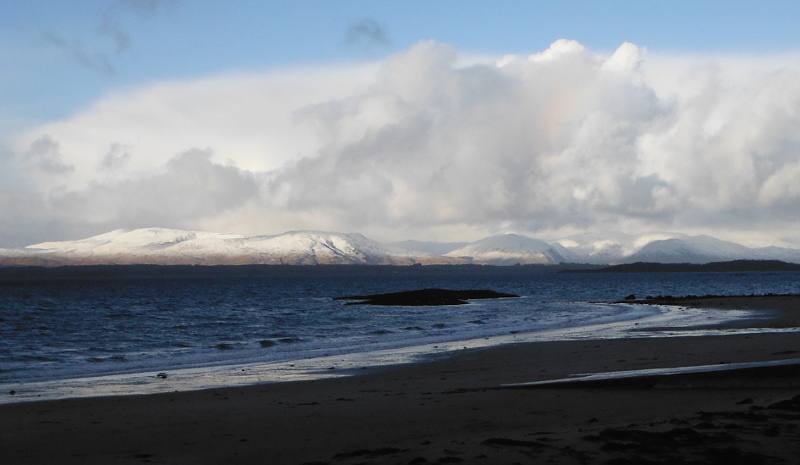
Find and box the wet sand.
[2,295,799,464]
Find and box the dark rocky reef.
[335,288,519,306]
[615,292,799,305]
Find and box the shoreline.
[2,295,799,464]
[627,293,800,328]
[2,297,790,405]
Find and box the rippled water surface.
[2,265,798,390]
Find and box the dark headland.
[563,259,800,273]
[335,288,519,306]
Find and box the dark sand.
[2,296,799,464]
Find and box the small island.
[335,288,519,306]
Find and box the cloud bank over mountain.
[3,39,800,247]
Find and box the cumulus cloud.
[4,39,800,246]
[269,40,671,234]
[40,149,259,239]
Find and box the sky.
[2,1,800,248]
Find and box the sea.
[1,265,798,403]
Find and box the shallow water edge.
[3,302,793,405]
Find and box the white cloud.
[4,40,800,246]
[11,64,378,190]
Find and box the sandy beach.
[2,295,799,464]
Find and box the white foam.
[502,358,800,387]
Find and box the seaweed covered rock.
[335,288,519,306]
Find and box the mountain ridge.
[2,227,800,266]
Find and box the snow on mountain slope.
[445,234,567,265]
[240,231,427,265]
[750,245,800,263]
[22,228,247,264]
[28,228,246,256]
[554,231,697,264]
[5,228,460,266]
[547,231,800,264]
[3,228,800,266]
[627,235,760,264]
[554,231,636,264]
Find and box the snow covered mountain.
[554,231,658,264]
[1,228,463,266]
[444,234,569,265]
[626,235,755,264]
[2,227,800,266]
[626,235,800,264]
[549,231,800,264]
[750,245,800,263]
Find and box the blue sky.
[4,0,799,130]
[2,1,800,247]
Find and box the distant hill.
[624,235,800,264]
[444,234,568,265]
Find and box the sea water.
[1,265,798,402]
